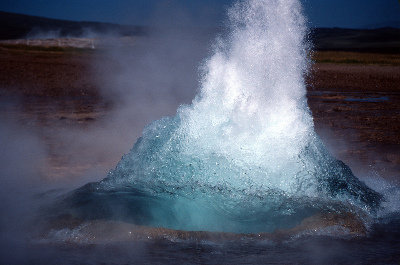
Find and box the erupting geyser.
[52,0,382,234]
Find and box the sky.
[0,0,399,29]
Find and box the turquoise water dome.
[56,0,382,233]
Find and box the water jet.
[48,0,382,234]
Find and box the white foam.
[174,0,314,193]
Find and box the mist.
[75,10,220,178]
[25,27,115,40]
[0,1,223,193]
[0,109,49,263]
[0,3,224,262]
[5,8,222,256]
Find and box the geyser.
[51,0,382,234]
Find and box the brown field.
[0,43,399,183]
[313,51,400,66]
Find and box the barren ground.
[0,44,399,182]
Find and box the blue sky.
[0,0,399,28]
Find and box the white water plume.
[52,0,382,234]
[177,0,313,189]
[105,0,320,196]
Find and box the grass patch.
[312,51,400,66]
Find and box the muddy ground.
[0,46,399,185]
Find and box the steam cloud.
[0,3,219,261]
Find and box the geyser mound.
[49,0,382,234]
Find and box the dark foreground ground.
[0,44,399,184]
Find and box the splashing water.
[53,0,382,234]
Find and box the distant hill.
[1,11,399,53]
[311,27,400,53]
[0,11,145,40]
[363,21,400,29]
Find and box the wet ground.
[309,90,400,181]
